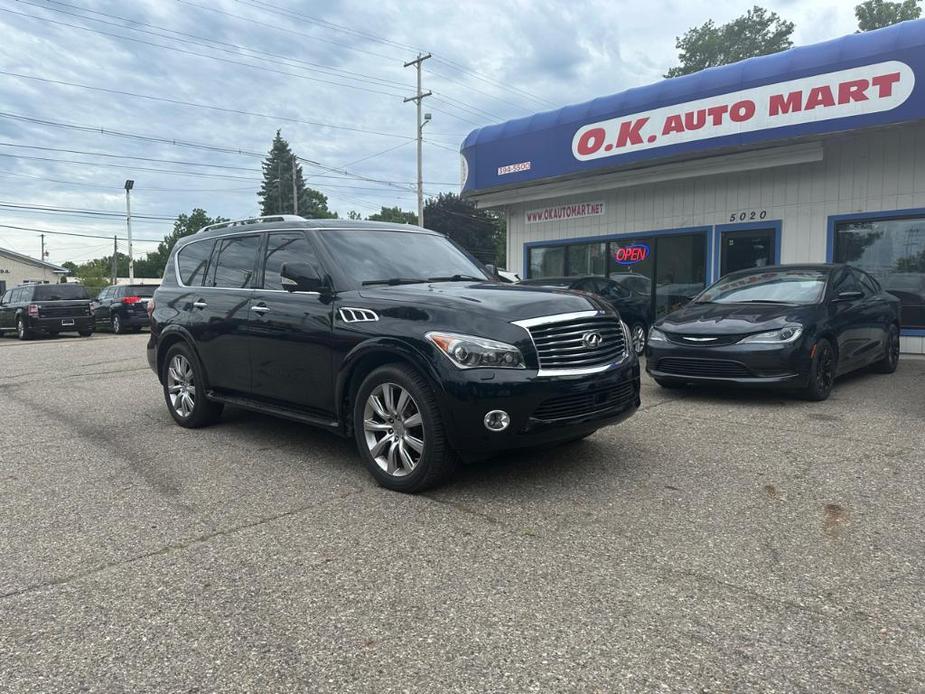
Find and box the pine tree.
[258,130,336,218]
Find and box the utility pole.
[40,234,45,282]
[111,236,118,285]
[277,162,283,215]
[291,154,298,216]
[404,53,432,227]
[124,179,135,282]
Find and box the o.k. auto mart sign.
[571,62,914,162]
[459,21,925,196]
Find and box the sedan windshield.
[318,229,489,287]
[695,269,827,305]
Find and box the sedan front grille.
[656,357,752,378]
[522,313,627,372]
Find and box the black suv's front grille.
[656,357,752,378]
[533,381,636,421]
[527,315,626,371]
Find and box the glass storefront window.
[834,216,925,329]
[528,246,565,278]
[566,242,607,276]
[609,238,654,299]
[654,234,707,318]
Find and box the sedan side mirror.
[280,262,327,294]
[835,290,863,302]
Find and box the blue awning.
[461,20,925,196]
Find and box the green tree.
[855,0,921,30]
[423,193,504,265]
[665,6,794,78]
[133,208,227,278]
[368,206,418,225]
[346,210,363,220]
[258,130,335,218]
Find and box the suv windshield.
[31,284,90,301]
[318,229,488,287]
[695,269,827,305]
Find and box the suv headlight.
[648,327,668,342]
[426,332,525,369]
[740,326,803,344]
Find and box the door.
[828,268,867,372]
[720,228,776,277]
[0,290,12,329]
[653,233,707,319]
[192,234,261,394]
[94,286,112,327]
[853,269,890,365]
[248,230,335,413]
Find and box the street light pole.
[404,53,432,226]
[124,179,134,282]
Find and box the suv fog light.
[484,410,510,432]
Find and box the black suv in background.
[0,283,93,340]
[148,216,640,492]
[93,284,157,333]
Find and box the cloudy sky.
[0,0,860,266]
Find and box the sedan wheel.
[873,324,900,374]
[363,382,424,477]
[630,323,647,356]
[166,354,196,418]
[804,339,835,401]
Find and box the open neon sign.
[613,243,650,265]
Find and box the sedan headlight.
[740,326,804,344]
[426,332,525,369]
[648,327,668,342]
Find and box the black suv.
[93,284,157,333]
[0,283,93,340]
[147,217,640,492]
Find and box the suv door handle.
[250,305,270,313]
[192,300,208,309]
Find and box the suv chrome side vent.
[338,307,379,323]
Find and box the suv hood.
[658,301,818,334]
[357,281,605,320]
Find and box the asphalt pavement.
[0,332,922,692]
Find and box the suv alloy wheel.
[162,343,223,427]
[17,318,31,341]
[353,364,457,492]
[112,314,123,334]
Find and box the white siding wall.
[503,121,925,354]
[0,252,62,291]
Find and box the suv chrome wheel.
[363,382,423,477]
[166,354,196,418]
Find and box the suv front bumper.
[435,356,640,458]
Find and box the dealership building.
[461,20,925,353]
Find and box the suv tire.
[353,364,457,492]
[162,343,223,428]
[16,318,32,341]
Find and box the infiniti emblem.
[582,331,604,349]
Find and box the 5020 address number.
[728,210,768,222]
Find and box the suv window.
[177,240,213,286]
[32,284,89,300]
[97,287,111,300]
[1,291,10,304]
[125,285,156,298]
[209,235,260,289]
[263,232,320,290]
[18,287,33,302]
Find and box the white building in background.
[461,21,925,353]
[0,246,68,293]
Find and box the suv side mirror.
[280,262,327,294]
[835,290,863,302]
[485,263,498,277]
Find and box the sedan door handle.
[192,301,208,309]
[250,305,271,313]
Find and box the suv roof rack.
[197,215,306,233]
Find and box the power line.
[0,70,419,142]
[341,140,416,169]
[0,200,177,221]
[0,223,162,243]
[0,169,255,193]
[0,6,408,99]
[0,142,260,172]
